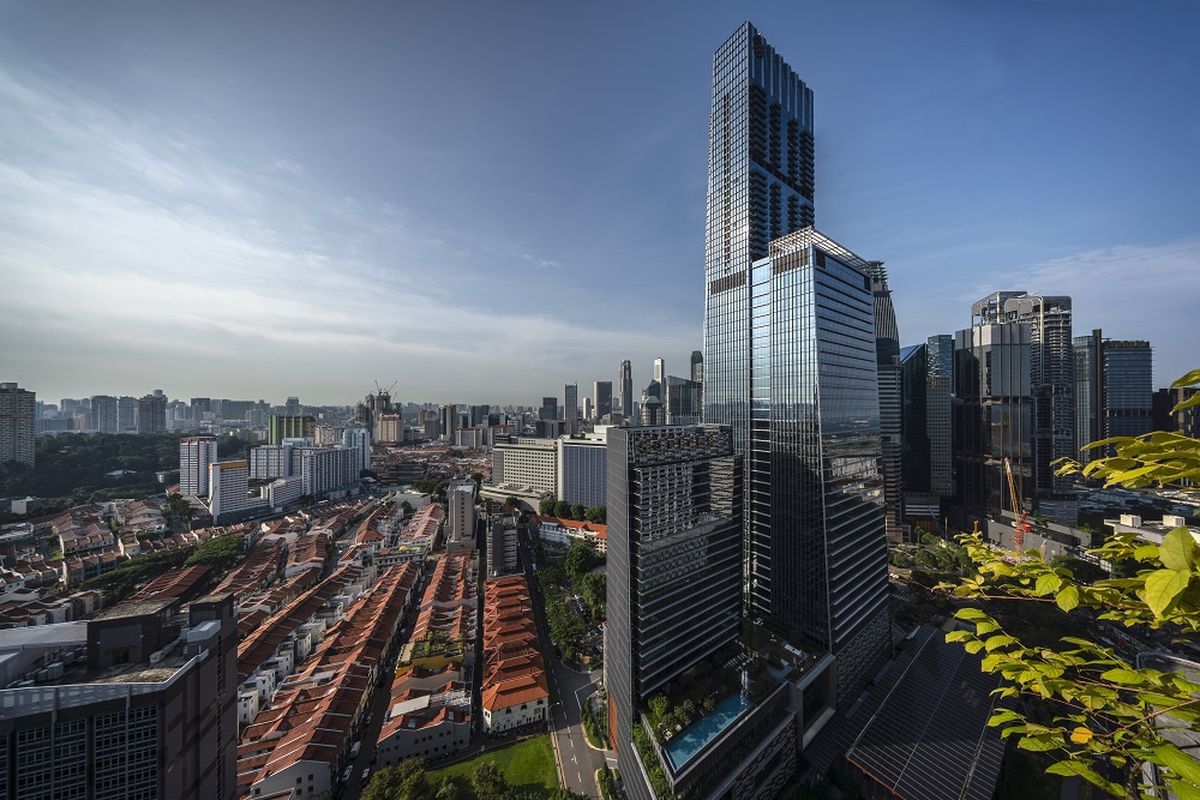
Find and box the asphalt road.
[517,526,610,798]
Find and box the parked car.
[361,768,371,788]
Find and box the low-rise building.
[481,575,549,734]
[536,516,607,554]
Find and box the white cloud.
[0,66,694,403]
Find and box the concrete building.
[448,479,477,549]
[179,435,218,497]
[564,383,578,435]
[299,446,358,497]
[0,594,238,800]
[487,516,519,577]
[209,460,266,523]
[342,426,371,472]
[557,432,608,508]
[538,397,557,422]
[0,382,36,466]
[439,404,458,443]
[249,444,293,479]
[535,516,607,554]
[491,438,558,495]
[137,392,167,434]
[118,395,138,432]
[652,357,665,385]
[606,425,742,800]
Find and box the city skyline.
[2,2,1199,403]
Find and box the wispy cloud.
[0,66,692,402]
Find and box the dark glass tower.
[747,229,891,700]
[868,262,903,542]
[618,360,633,420]
[704,21,815,455]
[606,425,742,800]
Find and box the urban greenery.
[184,532,244,572]
[0,432,182,499]
[939,368,1200,799]
[424,735,564,799]
[597,765,619,800]
[536,498,605,524]
[78,546,191,604]
[631,723,673,799]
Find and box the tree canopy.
[940,368,1200,798]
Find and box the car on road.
[341,766,352,784]
[360,768,371,788]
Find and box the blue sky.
[1,1,1197,405]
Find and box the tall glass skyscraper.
[868,262,903,542]
[702,24,887,700]
[1074,330,1153,460]
[705,22,815,455]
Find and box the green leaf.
[1099,668,1145,686]
[1017,735,1060,752]
[1159,526,1197,571]
[954,607,988,621]
[1174,393,1200,413]
[1056,585,1080,613]
[1170,368,1200,389]
[944,630,972,643]
[974,620,1000,635]
[1154,742,1200,786]
[988,709,1022,727]
[1045,760,1126,797]
[964,640,985,655]
[984,634,1017,652]
[1143,569,1191,617]
[1035,573,1063,596]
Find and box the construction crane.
[1003,456,1032,551]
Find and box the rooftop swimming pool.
[662,693,753,772]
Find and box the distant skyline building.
[439,403,458,443]
[663,375,702,425]
[593,380,613,422]
[1006,293,1076,522]
[1154,386,1198,438]
[639,379,662,426]
[689,349,703,384]
[491,438,558,495]
[927,334,955,499]
[900,343,931,515]
[1074,330,1153,460]
[136,392,167,434]
[118,395,138,431]
[564,383,578,435]
[342,426,371,471]
[955,294,1034,520]
[652,357,665,385]
[618,360,633,419]
[268,414,314,445]
[285,396,300,415]
[868,261,903,542]
[0,382,36,466]
[557,432,607,508]
[89,394,118,433]
[606,425,742,799]
[538,396,556,422]
[179,435,218,496]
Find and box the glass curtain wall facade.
[1073,331,1102,464]
[704,22,815,455]
[1103,340,1153,438]
[606,425,743,800]
[748,229,891,701]
[867,262,903,542]
[954,308,1034,519]
[618,362,633,420]
[926,334,955,499]
[900,344,930,494]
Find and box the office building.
[190,397,212,418]
[268,414,314,445]
[448,479,477,549]
[470,404,490,427]
[1154,387,1199,437]
[137,392,167,434]
[955,294,1034,519]
[583,396,594,422]
[342,426,371,472]
[564,383,578,435]
[1075,330,1154,461]
[180,435,218,497]
[900,344,932,519]
[538,396,557,422]
[618,360,633,419]
[867,262,903,541]
[1005,294,1076,521]
[927,334,954,498]
[440,404,458,443]
[284,396,300,416]
[725,229,891,699]
[0,594,238,800]
[652,357,665,384]
[0,382,36,466]
[663,375,702,425]
[606,425,742,799]
[704,22,815,458]
[593,380,613,422]
[491,438,558,495]
[557,431,608,508]
[639,379,662,426]
[118,395,138,432]
[89,395,118,433]
[690,349,703,384]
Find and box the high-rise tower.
[705,21,815,454]
[617,360,633,420]
[867,262,903,542]
[563,383,578,435]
